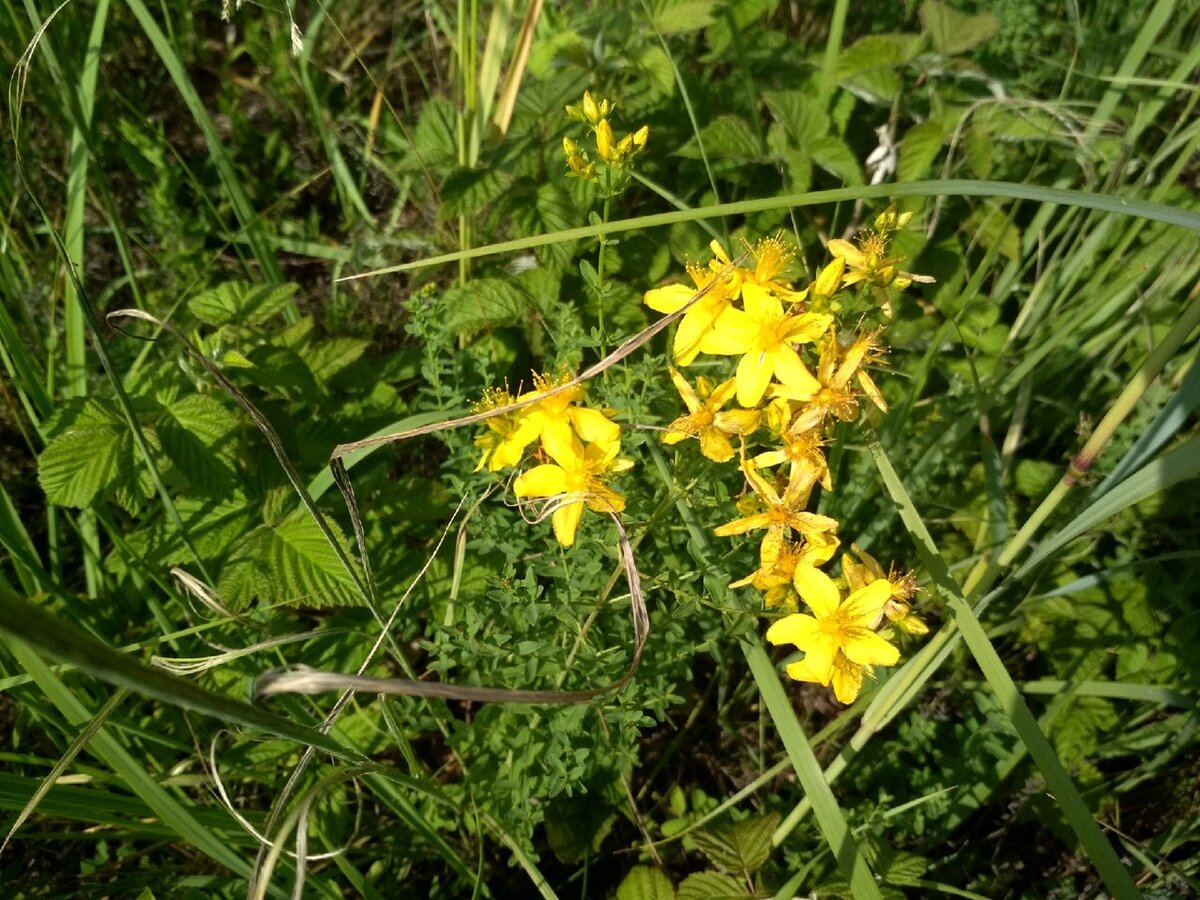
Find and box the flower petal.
[698,429,736,463]
[675,298,730,365]
[830,656,866,704]
[785,312,834,345]
[799,640,837,686]
[713,513,771,537]
[541,420,583,468]
[669,367,701,413]
[769,345,817,393]
[826,239,863,266]
[715,409,760,436]
[792,565,840,618]
[551,501,585,547]
[736,350,773,407]
[697,307,755,356]
[765,613,820,647]
[741,283,782,323]
[570,407,621,445]
[842,629,899,667]
[842,579,893,624]
[514,464,568,498]
[644,283,693,314]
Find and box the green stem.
[596,187,612,358]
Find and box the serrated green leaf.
[965,203,1021,262]
[302,337,370,383]
[405,95,457,170]
[38,400,131,508]
[649,0,717,34]
[920,0,998,56]
[880,850,929,885]
[545,795,616,864]
[440,278,530,334]
[782,150,813,193]
[635,44,675,97]
[965,121,995,178]
[897,119,944,182]
[836,35,906,104]
[809,134,864,186]
[156,394,238,494]
[109,494,256,580]
[217,511,360,609]
[693,812,779,874]
[1013,459,1059,498]
[188,282,299,326]
[679,115,761,160]
[242,344,320,402]
[617,866,676,900]
[442,166,513,217]
[677,871,747,900]
[764,89,830,143]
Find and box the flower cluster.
[563,91,648,182]
[473,372,631,548]
[645,213,930,702]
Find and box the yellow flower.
[663,369,759,463]
[735,235,804,301]
[473,386,540,472]
[842,545,926,635]
[751,417,831,492]
[730,533,840,609]
[766,565,899,701]
[644,262,734,366]
[701,284,831,407]
[825,231,933,292]
[714,459,838,565]
[513,431,633,548]
[521,372,621,456]
[771,331,886,432]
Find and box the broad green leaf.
[38,400,130,508]
[155,393,238,494]
[649,0,717,34]
[544,794,616,863]
[679,115,761,160]
[218,511,361,609]
[965,203,1021,262]
[676,871,748,900]
[241,344,320,402]
[617,866,676,900]
[692,812,778,873]
[836,35,913,104]
[920,0,998,56]
[188,281,298,326]
[809,134,865,186]
[635,44,676,97]
[440,277,530,333]
[898,119,944,182]
[302,336,370,383]
[965,121,995,179]
[405,95,458,170]
[764,89,830,143]
[442,166,513,217]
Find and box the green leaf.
[836,35,910,104]
[241,344,321,403]
[676,871,748,900]
[920,0,999,56]
[617,866,676,900]
[38,400,131,508]
[406,95,458,170]
[679,115,761,160]
[965,203,1021,262]
[764,90,830,143]
[1014,459,1059,499]
[897,119,944,182]
[301,336,370,383]
[649,0,717,34]
[808,134,864,186]
[442,166,513,217]
[156,394,238,494]
[188,281,299,326]
[218,511,361,609]
[965,121,995,179]
[545,795,616,864]
[692,812,779,873]
[440,277,530,334]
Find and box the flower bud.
[595,118,615,161]
[582,91,599,123]
[632,125,649,150]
